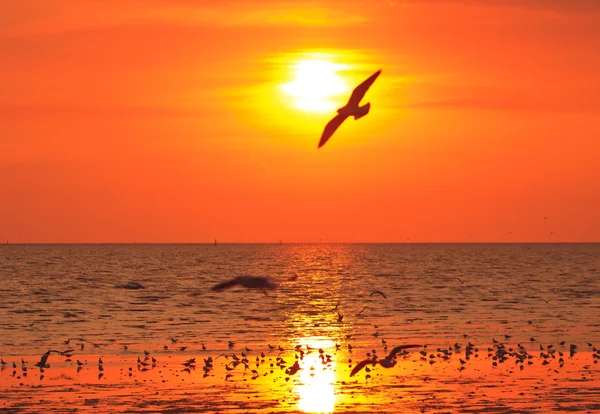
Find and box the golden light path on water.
[281,245,354,412]
[294,337,337,413]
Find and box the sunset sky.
[2,0,599,243]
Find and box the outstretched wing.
[37,349,66,367]
[387,344,421,360]
[238,275,277,290]
[350,359,374,377]
[347,69,381,107]
[370,290,387,299]
[72,338,101,347]
[211,278,241,291]
[37,351,51,367]
[318,113,348,148]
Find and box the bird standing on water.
[318,69,382,148]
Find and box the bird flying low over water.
[211,276,277,291]
[318,69,382,148]
[370,290,387,299]
[35,350,71,368]
[350,344,421,377]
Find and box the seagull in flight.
[69,338,100,348]
[35,349,72,368]
[318,69,382,148]
[350,344,420,377]
[211,276,277,292]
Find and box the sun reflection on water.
[294,338,337,413]
[274,245,361,412]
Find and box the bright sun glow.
[282,59,349,112]
[295,338,337,413]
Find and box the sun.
[281,59,349,113]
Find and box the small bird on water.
[318,69,382,148]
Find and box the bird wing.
[211,278,241,291]
[38,351,51,366]
[72,338,100,347]
[318,113,348,148]
[350,359,373,377]
[347,69,382,107]
[370,290,387,299]
[237,275,277,289]
[387,344,421,359]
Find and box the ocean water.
[1,243,599,412]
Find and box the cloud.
[0,0,366,37]
[395,0,600,13]
[0,104,223,119]
[404,93,600,113]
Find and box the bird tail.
[353,103,370,120]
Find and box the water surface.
[1,243,599,412]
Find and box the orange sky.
[1,0,599,243]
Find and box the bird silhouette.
[318,69,382,148]
[69,338,100,348]
[350,344,420,377]
[35,350,67,368]
[211,276,277,291]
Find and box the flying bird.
[35,350,68,368]
[318,69,382,148]
[69,338,100,348]
[350,344,421,377]
[211,276,277,291]
[370,290,387,299]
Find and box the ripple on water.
[0,243,598,412]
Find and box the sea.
[0,243,599,413]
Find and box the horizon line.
[2,241,599,245]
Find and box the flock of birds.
[2,328,598,386]
[2,274,598,388]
